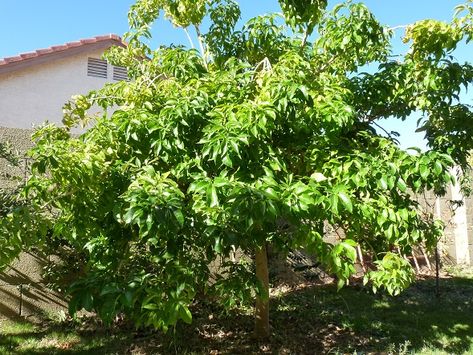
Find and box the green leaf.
[434,161,443,175]
[399,208,408,221]
[378,176,388,190]
[207,185,219,207]
[397,179,407,192]
[214,237,223,253]
[330,194,339,215]
[338,191,353,213]
[420,164,429,179]
[310,172,327,182]
[173,209,184,227]
[179,304,192,324]
[144,101,153,110]
[222,154,233,167]
[143,303,159,310]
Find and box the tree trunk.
[254,244,270,338]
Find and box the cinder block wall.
[1,126,68,319]
[0,252,67,320]
[465,193,473,264]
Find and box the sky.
[0,0,471,150]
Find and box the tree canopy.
[1,0,472,338]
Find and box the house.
[0,34,126,183]
[0,34,126,319]
[0,34,125,130]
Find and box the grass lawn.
[1,269,472,354]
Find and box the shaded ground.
[1,271,473,354]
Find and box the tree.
[0,141,47,268]
[1,0,472,338]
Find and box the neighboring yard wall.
[0,127,66,319]
[465,194,473,264]
[0,253,67,320]
[417,170,473,266]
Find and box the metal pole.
[19,284,23,316]
[435,197,441,298]
[435,246,440,298]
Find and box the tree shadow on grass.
[0,322,133,354]
[269,277,473,354]
[170,275,473,354]
[1,275,472,354]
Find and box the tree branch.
[372,121,398,141]
[194,24,208,70]
[313,55,337,75]
[301,27,309,48]
[183,27,195,49]
[388,24,409,31]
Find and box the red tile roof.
[0,34,125,72]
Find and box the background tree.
[1,0,472,338]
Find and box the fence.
[1,152,68,319]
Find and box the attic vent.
[113,65,129,81]
[87,58,107,78]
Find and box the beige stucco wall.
[0,48,114,129]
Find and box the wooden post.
[254,244,270,338]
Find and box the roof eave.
[0,35,125,76]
